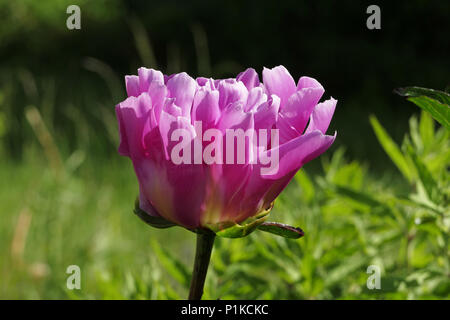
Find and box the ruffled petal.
[138,67,164,92]
[217,79,248,109]
[147,81,167,123]
[196,77,216,90]
[166,72,197,118]
[262,66,297,106]
[125,75,140,97]
[305,98,337,134]
[297,76,323,91]
[191,88,221,127]
[245,87,267,112]
[261,130,336,180]
[218,102,252,133]
[279,86,324,135]
[115,93,154,158]
[275,114,300,145]
[162,98,182,117]
[237,68,260,90]
[158,109,195,160]
[254,95,280,131]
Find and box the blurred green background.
[0,0,448,299]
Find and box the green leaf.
[257,222,304,239]
[409,96,450,130]
[395,87,450,130]
[409,116,423,152]
[405,143,441,203]
[134,198,177,229]
[395,86,450,105]
[419,110,435,147]
[369,115,414,182]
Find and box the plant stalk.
[188,231,215,300]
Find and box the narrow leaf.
[408,96,450,130]
[406,144,441,203]
[395,86,450,105]
[369,115,414,182]
[257,222,304,239]
[395,87,450,130]
[419,110,434,147]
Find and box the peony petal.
[115,105,129,156]
[166,162,207,228]
[196,77,208,86]
[196,77,216,89]
[125,75,140,97]
[275,114,300,144]
[215,109,256,222]
[262,66,297,106]
[166,72,197,118]
[147,81,167,123]
[254,95,280,131]
[305,98,337,134]
[137,158,207,228]
[279,86,324,135]
[217,102,255,165]
[297,76,324,91]
[162,98,182,117]
[245,87,267,112]
[237,68,260,90]
[115,93,154,158]
[139,185,162,217]
[191,88,221,127]
[138,67,164,92]
[158,109,195,161]
[261,130,336,180]
[217,79,248,110]
[218,101,251,132]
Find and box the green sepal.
[134,198,304,240]
[204,211,269,238]
[134,198,177,229]
[204,207,272,238]
[257,222,304,239]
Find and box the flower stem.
[188,231,215,300]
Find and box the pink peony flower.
[116,66,336,230]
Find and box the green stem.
[188,231,215,300]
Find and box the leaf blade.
[395,86,450,130]
[369,115,414,182]
[257,222,304,239]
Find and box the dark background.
[0,0,448,169]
